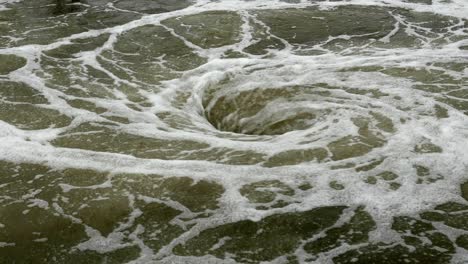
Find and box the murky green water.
[0,0,467,263]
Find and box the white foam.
[0,0,20,11]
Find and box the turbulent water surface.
[0,0,468,263]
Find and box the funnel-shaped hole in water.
[203,87,321,136]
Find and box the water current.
[0,0,467,263]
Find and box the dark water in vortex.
[0,0,467,263]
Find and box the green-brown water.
[0,0,467,263]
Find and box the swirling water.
[0,0,467,263]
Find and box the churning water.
[0,0,467,263]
